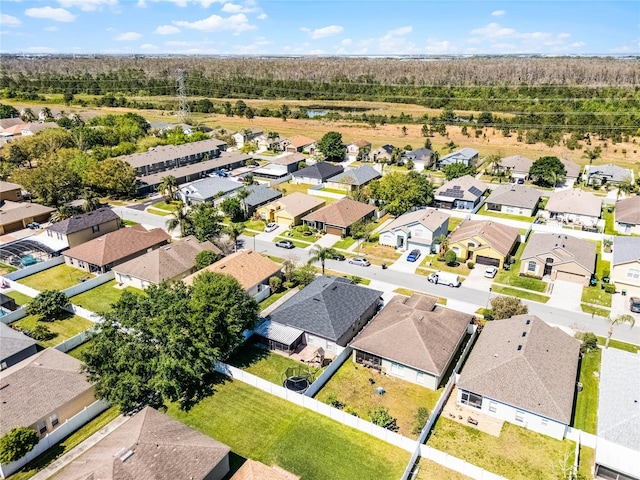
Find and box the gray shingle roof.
[179,177,243,201]
[434,175,487,202]
[485,184,541,210]
[46,208,119,235]
[244,184,283,208]
[458,315,580,424]
[545,189,602,218]
[559,158,581,179]
[120,138,227,169]
[329,165,381,186]
[0,322,36,364]
[522,233,596,273]
[291,162,343,181]
[615,196,640,226]
[587,163,632,183]
[382,208,450,235]
[268,276,382,342]
[439,148,478,164]
[404,148,433,162]
[613,236,640,266]
[500,155,533,175]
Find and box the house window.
[527,261,537,272]
[545,257,554,264]
[92,225,100,234]
[627,268,640,280]
[38,420,47,435]
[460,391,482,409]
[390,363,405,377]
[488,401,497,413]
[50,413,59,427]
[515,411,525,422]
[416,372,425,384]
[78,261,85,268]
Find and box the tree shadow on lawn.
[225,340,270,370]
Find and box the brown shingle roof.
[521,233,596,273]
[57,407,230,480]
[350,294,472,376]
[560,158,581,179]
[383,208,450,234]
[0,201,54,227]
[287,135,316,148]
[458,315,580,424]
[350,139,371,148]
[0,181,21,192]
[615,196,640,225]
[231,460,299,480]
[120,138,227,169]
[449,220,520,256]
[0,349,94,436]
[63,225,170,267]
[302,198,375,228]
[182,249,281,290]
[269,153,306,165]
[546,189,602,218]
[0,118,26,130]
[266,192,325,218]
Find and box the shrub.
[369,406,399,432]
[604,283,616,294]
[0,427,39,464]
[283,281,296,289]
[344,407,359,417]
[269,276,282,293]
[292,264,316,288]
[325,394,345,410]
[490,296,528,320]
[480,309,493,321]
[467,261,475,269]
[195,250,219,270]
[444,250,457,266]
[580,332,599,353]
[350,275,363,285]
[26,290,70,322]
[30,324,57,341]
[411,407,430,435]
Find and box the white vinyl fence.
[61,271,114,298]
[304,346,352,398]
[0,306,27,325]
[3,256,64,281]
[1,277,39,298]
[54,327,97,353]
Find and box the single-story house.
[63,225,170,274]
[302,198,376,236]
[0,322,37,371]
[402,148,433,167]
[45,208,120,249]
[251,163,291,180]
[350,294,472,390]
[231,459,299,480]
[233,128,263,148]
[0,181,22,202]
[544,189,602,227]
[611,237,640,288]
[484,184,541,217]
[378,208,449,251]
[449,219,520,268]
[256,276,382,356]
[437,148,478,168]
[243,184,283,214]
[560,158,582,181]
[594,347,640,480]
[285,135,317,155]
[324,165,381,192]
[183,249,281,301]
[0,201,54,235]
[586,163,633,187]
[56,407,231,480]
[0,118,26,134]
[615,196,640,235]
[345,139,371,162]
[257,193,325,226]
[433,175,488,211]
[457,315,580,440]
[178,176,244,205]
[291,162,343,185]
[113,236,219,289]
[498,155,533,180]
[520,233,596,285]
[371,144,395,163]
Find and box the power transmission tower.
[175,68,190,124]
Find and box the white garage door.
[555,270,587,284]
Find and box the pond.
[307,109,329,118]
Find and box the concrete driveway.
[611,285,640,322]
[548,279,583,311]
[254,225,285,243]
[388,246,429,273]
[309,233,341,250]
[463,265,494,291]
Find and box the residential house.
[177,176,244,205]
[586,163,633,187]
[350,294,472,390]
[371,144,395,163]
[484,184,541,217]
[457,315,580,440]
[302,198,376,236]
[437,148,478,168]
[378,208,449,251]
[18,122,59,137]
[449,219,520,268]
[0,118,26,135]
[0,201,54,234]
[231,460,299,480]
[544,189,602,228]
[433,175,488,210]
[267,153,306,173]
[291,162,343,185]
[45,208,120,249]
[559,158,582,182]
[615,196,640,235]
[0,322,37,371]
[57,407,231,480]
[520,233,596,285]
[149,122,194,135]
[257,193,325,226]
[324,165,381,192]
[594,348,640,480]
[0,181,22,202]
[243,184,283,215]
[611,237,640,289]
[345,139,371,162]
[256,133,286,152]
[113,236,219,289]
[497,155,533,180]
[403,148,433,168]
[233,129,263,148]
[285,135,317,155]
[256,276,382,356]
[183,249,281,301]
[63,225,170,274]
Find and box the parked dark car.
[406,249,421,262]
[275,240,295,249]
[329,252,346,261]
[630,297,640,313]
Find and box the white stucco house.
[378,208,450,251]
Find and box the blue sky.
[1,0,638,55]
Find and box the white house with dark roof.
[457,315,580,440]
[434,175,487,210]
[611,237,640,289]
[437,148,478,168]
[291,162,343,185]
[378,208,449,251]
[177,176,244,205]
[484,184,541,217]
[615,196,640,235]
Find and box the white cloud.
[155,25,180,34]
[140,43,158,50]
[165,40,190,46]
[44,26,58,31]
[309,25,343,39]
[491,10,506,16]
[25,7,76,22]
[1,14,21,26]
[425,38,457,54]
[570,41,586,47]
[221,3,257,13]
[143,0,225,7]
[341,38,352,46]
[376,26,415,54]
[300,27,310,33]
[57,0,117,11]
[470,23,515,39]
[257,13,267,20]
[174,13,256,34]
[387,26,412,36]
[559,33,571,39]
[115,31,142,41]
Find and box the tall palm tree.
[486,154,502,176]
[308,245,339,276]
[81,189,101,212]
[436,234,449,256]
[225,222,245,252]
[616,176,635,200]
[39,107,53,121]
[158,175,177,200]
[165,202,191,237]
[582,147,602,166]
[21,108,36,123]
[50,206,73,223]
[547,170,565,188]
[235,187,251,216]
[606,314,635,348]
[429,151,440,169]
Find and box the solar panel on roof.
[468,186,483,196]
[443,189,464,198]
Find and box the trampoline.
[283,376,311,394]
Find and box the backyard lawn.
[415,458,471,480]
[0,262,17,275]
[11,312,93,348]
[476,208,535,223]
[18,264,93,292]
[258,287,294,312]
[70,280,142,314]
[5,290,33,306]
[572,348,601,434]
[315,360,442,439]
[66,338,96,361]
[603,208,616,236]
[428,418,576,480]
[493,242,548,293]
[167,377,410,480]
[447,217,463,233]
[491,285,550,303]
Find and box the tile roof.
[612,236,640,266]
[434,175,487,202]
[120,139,227,169]
[287,135,316,148]
[522,233,596,273]
[449,219,520,256]
[545,189,602,218]
[486,184,541,210]
[303,198,376,228]
[269,276,382,342]
[292,162,343,181]
[458,315,580,424]
[382,208,450,235]
[0,201,54,227]
[0,322,36,364]
[615,196,640,225]
[63,225,170,267]
[57,407,231,480]
[267,192,325,218]
[46,208,119,235]
[350,294,472,376]
[0,118,26,130]
[0,349,94,436]
[500,155,533,174]
[231,460,299,480]
[179,176,243,201]
[329,165,381,186]
[244,184,282,208]
[182,249,281,291]
[113,236,219,284]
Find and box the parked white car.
[484,266,498,278]
[264,222,279,233]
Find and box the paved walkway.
[547,279,583,310]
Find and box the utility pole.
[175,68,190,124]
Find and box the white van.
[427,271,461,287]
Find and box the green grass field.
[596,336,640,353]
[572,348,601,434]
[415,458,471,480]
[70,280,142,314]
[491,285,550,303]
[580,303,611,317]
[226,342,311,385]
[4,290,33,306]
[333,236,357,250]
[0,262,17,275]
[10,312,93,348]
[476,208,535,223]
[581,285,612,307]
[66,338,96,361]
[493,242,548,293]
[18,264,94,292]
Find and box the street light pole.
[485,287,492,310]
